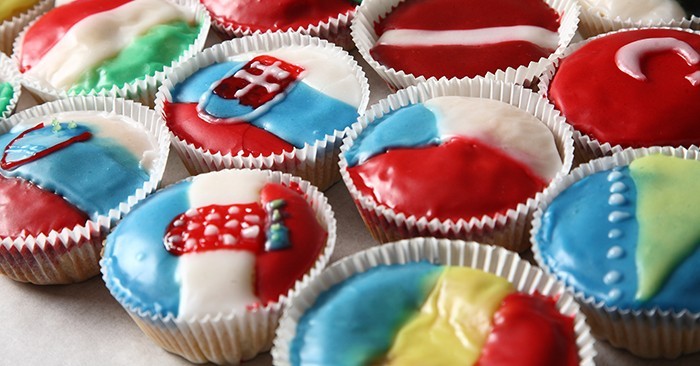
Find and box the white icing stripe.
[616,37,700,84]
[26,0,187,89]
[189,170,267,207]
[426,96,562,181]
[375,26,560,51]
[177,250,260,318]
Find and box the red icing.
[475,293,579,366]
[549,29,700,148]
[163,102,294,155]
[19,0,131,72]
[200,0,355,33]
[347,137,547,222]
[0,175,88,238]
[369,0,560,79]
[1,123,92,170]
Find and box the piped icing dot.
[608,193,627,206]
[607,171,624,181]
[608,230,623,240]
[604,271,623,285]
[607,246,626,259]
[608,211,632,223]
[608,288,622,301]
[610,181,628,193]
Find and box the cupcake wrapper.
[12,0,210,106]
[338,78,574,252]
[0,95,170,284]
[351,0,580,90]
[530,146,700,358]
[271,238,597,365]
[0,0,52,55]
[101,169,337,364]
[538,27,700,166]
[155,30,370,191]
[0,53,21,119]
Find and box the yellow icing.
[0,0,39,22]
[383,267,514,365]
[630,155,700,301]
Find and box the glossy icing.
[376,26,559,50]
[0,0,39,22]
[370,0,560,78]
[537,155,700,311]
[582,0,686,21]
[1,122,92,170]
[615,37,700,84]
[549,29,700,148]
[0,82,14,114]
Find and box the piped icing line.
[615,37,700,82]
[1,122,92,170]
[376,26,560,51]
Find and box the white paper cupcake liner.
[530,146,700,358]
[155,30,370,191]
[538,27,700,165]
[11,0,210,106]
[338,78,574,252]
[578,1,700,38]
[0,0,52,55]
[0,95,170,284]
[0,53,21,119]
[272,238,597,365]
[101,169,337,364]
[351,0,580,90]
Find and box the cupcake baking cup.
[272,238,597,365]
[0,96,170,284]
[578,1,700,38]
[338,78,574,252]
[11,0,210,106]
[155,31,370,191]
[0,53,21,119]
[531,146,700,358]
[0,0,52,56]
[101,169,337,365]
[351,0,580,90]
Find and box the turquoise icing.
[537,167,700,311]
[0,123,149,219]
[102,180,192,317]
[343,103,440,167]
[290,262,442,366]
[172,61,359,148]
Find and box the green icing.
[630,155,700,301]
[0,82,13,115]
[69,21,199,94]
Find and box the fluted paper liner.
[155,31,370,191]
[12,0,210,106]
[351,0,580,90]
[0,0,51,55]
[538,27,700,165]
[271,238,597,365]
[578,1,700,38]
[531,146,700,358]
[0,53,21,119]
[101,169,337,365]
[338,78,574,252]
[0,96,170,284]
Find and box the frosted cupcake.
[0,53,20,119]
[101,169,336,364]
[0,0,51,55]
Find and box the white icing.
[425,96,562,181]
[189,170,267,207]
[608,211,632,223]
[177,250,259,318]
[26,0,188,89]
[581,0,686,21]
[229,46,362,108]
[616,37,700,84]
[11,110,158,173]
[376,26,560,51]
[54,0,77,6]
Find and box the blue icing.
[537,168,700,312]
[3,123,90,166]
[0,123,149,220]
[172,61,359,149]
[290,262,442,366]
[344,104,439,167]
[102,180,192,317]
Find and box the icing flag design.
[1,122,91,170]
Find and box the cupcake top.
[580,0,695,21]
[17,0,202,94]
[0,110,157,238]
[343,96,563,222]
[535,154,700,312]
[290,262,579,366]
[368,0,562,79]
[547,28,700,149]
[0,82,13,116]
[164,44,365,156]
[102,169,329,319]
[0,0,40,22]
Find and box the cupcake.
[541,28,700,163]
[339,79,573,251]
[272,238,597,365]
[0,53,21,119]
[157,31,369,190]
[0,96,169,284]
[532,147,700,358]
[14,0,209,105]
[352,0,580,89]
[0,0,51,55]
[101,169,336,364]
